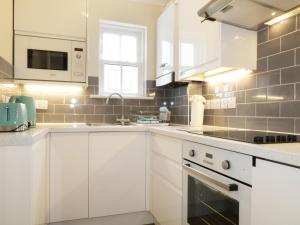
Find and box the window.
[99,21,146,97]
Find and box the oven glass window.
[27,49,68,71]
[188,175,239,225]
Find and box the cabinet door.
[177,0,220,79]
[150,134,183,225]
[14,0,87,40]
[50,133,89,223]
[252,159,300,225]
[157,3,175,78]
[89,132,146,218]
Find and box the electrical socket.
[35,100,48,110]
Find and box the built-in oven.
[182,141,252,225]
[14,35,86,83]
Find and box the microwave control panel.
[71,41,86,82]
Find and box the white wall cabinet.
[157,0,257,82]
[14,0,87,40]
[150,134,183,225]
[50,133,89,223]
[251,159,300,225]
[156,3,176,78]
[0,135,49,225]
[89,132,147,218]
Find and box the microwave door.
[14,35,72,81]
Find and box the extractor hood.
[198,0,300,30]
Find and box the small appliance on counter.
[159,106,171,123]
[0,103,29,132]
[9,96,36,127]
[190,95,206,128]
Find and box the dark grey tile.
[237,104,255,116]
[298,15,300,30]
[104,115,118,124]
[140,99,156,106]
[228,117,246,129]
[88,76,99,85]
[36,114,44,123]
[237,75,256,91]
[257,28,268,44]
[189,82,203,95]
[44,95,64,104]
[95,105,113,114]
[281,65,300,83]
[281,30,300,51]
[246,118,267,130]
[113,105,131,115]
[257,70,280,88]
[281,101,300,117]
[295,119,300,134]
[235,91,245,103]
[268,50,295,70]
[85,86,95,95]
[214,116,228,127]
[65,95,85,104]
[175,115,188,125]
[256,103,279,117]
[75,105,94,114]
[268,118,295,133]
[179,85,188,96]
[146,80,156,89]
[257,57,268,73]
[268,84,294,101]
[269,16,296,39]
[297,48,300,65]
[124,99,140,106]
[246,88,267,102]
[55,105,74,114]
[296,83,300,100]
[204,116,214,126]
[44,114,65,123]
[65,115,85,123]
[257,38,280,58]
[85,96,106,105]
[86,115,105,123]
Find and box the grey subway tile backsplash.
[297,48,300,65]
[268,50,295,70]
[268,16,296,40]
[281,30,300,51]
[257,38,280,58]
[257,58,268,72]
[256,103,279,117]
[280,101,300,117]
[257,70,280,88]
[246,88,267,103]
[237,104,256,117]
[267,84,295,101]
[257,28,268,44]
[268,118,295,133]
[281,65,300,83]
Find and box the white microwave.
[14,35,86,83]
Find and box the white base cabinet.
[252,159,300,225]
[0,135,49,225]
[50,133,89,223]
[89,132,147,218]
[150,134,183,225]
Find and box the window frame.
[99,20,147,97]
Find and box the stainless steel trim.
[183,164,238,192]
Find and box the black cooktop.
[193,130,300,144]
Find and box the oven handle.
[183,164,238,192]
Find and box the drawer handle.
[183,164,238,192]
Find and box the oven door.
[15,35,72,82]
[182,160,251,225]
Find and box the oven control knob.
[222,160,231,170]
[76,53,82,59]
[189,149,195,157]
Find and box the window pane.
[104,64,121,93]
[102,33,120,61]
[122,66,138,94]
[121,35,137,63]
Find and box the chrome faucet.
[106,93,130,125]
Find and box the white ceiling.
[129,0,169,6]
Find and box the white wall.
[87,0,164,80]
[0,0,13,64]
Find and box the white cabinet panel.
[14,0,87,40]
[252,159,300,225]
[150,134,183,225]
[89,132,146,218]
[157,3,176,78]
[150,172,182,225]
[50,133,89,223]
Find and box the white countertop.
[1,123,300,167]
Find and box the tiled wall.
[203,15,300,135]
[0,77,160,123]
[0,56,13,79]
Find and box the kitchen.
[0,0,300,225]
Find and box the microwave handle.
[183,164,238,192]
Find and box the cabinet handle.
[183,164,238,192]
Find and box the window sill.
[89,95,155,100]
